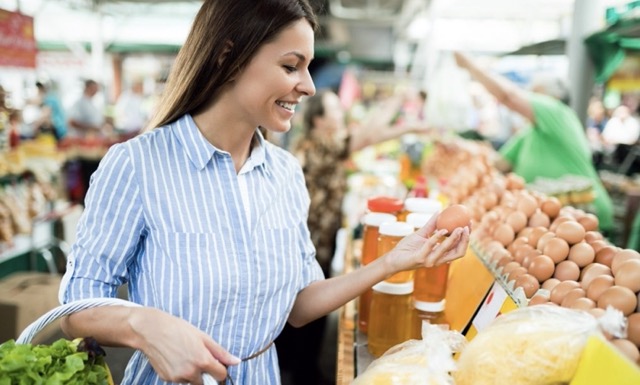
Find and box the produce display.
[0,337,113,385]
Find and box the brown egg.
[540,197,561,218]
[542,278,561,291]
[554,260,581,282]
[595,246,619,267]
[528,254,556,282]
[508,237,530,254]
[536,232,556,252]
[436,204,471,233]
[508,266,528,283]
[569,297,596,311]
[517,194,538,217]
[515,273,541,298]
[627,313,640,348]
[549,216,572,232]
[521,249,542,269]
[543,237,570,264]
[588,307,606,319]
[527,227,548,248]
[560,287,586,308]
[611,249,640,275]
[493,223,516,247]
[578,213,599,232]
[528,293,551,306]
[506,211,528,233]
[568,242,595,268]
[589,239,608,253]
[611,339,640,364]
[614,259,640,293]
[580,263,613,290]
[528,210,551,228]
[555,221,586,245]
[550,280,581,305]
[497,255,513,268]
[597,286,638,316]
[584,231,604,243]
[506,172,525,190]
[518,227,534,240]
[586,275,615,302]
[512,245,532,265]
[502,261,522,276]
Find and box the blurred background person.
[31,81,67,141]
[67,79,107,138]
[453,51,615,234]
[114,79,148,139]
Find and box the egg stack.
[470,187,640,364]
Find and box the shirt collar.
[172,114,268,172]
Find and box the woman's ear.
[218,40,234,68]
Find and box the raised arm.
[454,52,535,123]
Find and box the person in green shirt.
[454,52,614,233]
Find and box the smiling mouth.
[276,101,296,111]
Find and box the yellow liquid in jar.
[413,263,449,303]
[368,290,414,357]
[378,233,413,283]
[357,288,372,334]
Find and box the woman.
[59,1,470,384]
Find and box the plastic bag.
[454,304,625,385]
[425,52,473,133]
[351,323,466,385]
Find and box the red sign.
[0,8,37,68]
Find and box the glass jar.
[411,299,448,340]
[368,281,414,357]
[378,221,415,283]
[406,212,450,322]
[358,213,397,334]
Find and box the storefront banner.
[0,8,37,68]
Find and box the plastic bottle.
[378,221,415,283]
[367,281,414,357]
[358,212,397,334]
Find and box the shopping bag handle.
[16,297,218,385]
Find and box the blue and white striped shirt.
[59,114,324,385]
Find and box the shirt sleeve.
[59,143,146,304]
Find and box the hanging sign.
[0,8,37,68]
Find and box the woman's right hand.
[129,307,240,384]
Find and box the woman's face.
[230,19,316,133]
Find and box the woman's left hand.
[382,213,470,275]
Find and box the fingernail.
[229,355,241,365]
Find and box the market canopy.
[585,16,640,83]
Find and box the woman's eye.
[283,65,297,73]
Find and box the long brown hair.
[147,0,318,130]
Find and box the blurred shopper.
[33,81,67,140]
[454,52,614,233]
[114,79,148,138]
[58,2,470,385]
[277,89,429,384]
[67,79,105,137]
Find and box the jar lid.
[404,197,442,214]
[367,196,404,214]
[414,299,445,312]
[362,213,397,227]
[379,221,414,237]
[373,281,414,295]
[406,212,433,229]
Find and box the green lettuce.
[0,338,110,385]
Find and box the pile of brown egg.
[470,186,640,364]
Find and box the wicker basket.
[16,297,217,385]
